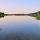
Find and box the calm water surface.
[0,16,40,40]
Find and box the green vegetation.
[0,12,4,17]
[36,11,40,20]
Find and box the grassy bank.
[36,11,40,20]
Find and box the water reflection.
[0,16,4,18]
[0,16,40,40]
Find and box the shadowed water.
[0,16,40,40]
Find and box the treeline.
[0,11,40,20]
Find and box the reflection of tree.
[0,16,4,18]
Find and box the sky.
[0,0,40,14]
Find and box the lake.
[0,16,40,40]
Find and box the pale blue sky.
[0,0,40,14]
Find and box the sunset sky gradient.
[0,0,40,14]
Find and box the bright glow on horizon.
[0,0,40,14]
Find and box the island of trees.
[0,12,4,17]
[0,11,40,20]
